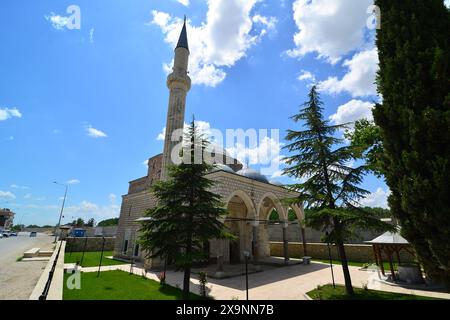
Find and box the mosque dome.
[210,163,235,174]
[237,168,269,183]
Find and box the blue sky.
[0,0,398,226]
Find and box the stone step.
[38,251,54,257]
[23,248,40,258]
[22,257,51,262]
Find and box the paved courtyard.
[0,232,54,300]
[76,260,450,300]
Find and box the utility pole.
[53,182,68,243]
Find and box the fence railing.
[38,241,63,300]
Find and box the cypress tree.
[373,0,450,287]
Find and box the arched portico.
[257,193,287,259]
[221,190,257,263]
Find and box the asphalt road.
[0,232,54,300]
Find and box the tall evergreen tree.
[284,86,393,295]
[139,119,230,299]
[373,0,450,287]
[344,119,384,178]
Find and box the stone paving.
[75,261,450,300]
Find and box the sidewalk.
[77,262,450,300]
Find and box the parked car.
[9,232,17,236]
[30,231,37,237]
[0,233,3,239]
[2,231,9,238]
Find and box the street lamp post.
[243,251,250,300]
[53,182,68,243]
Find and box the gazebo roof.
[366,231,409,245]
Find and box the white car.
[0,233,3,239]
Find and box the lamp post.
[243,251,250,300]
[325,231,336,288]
[53,182,68,243]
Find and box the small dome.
[237,168,269,183]
[210,163,235,174]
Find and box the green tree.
[86,218,95,227]
[373,0,450,287]
[344,119,384,178]
[284,86,394,295]
[75,218,84,227]
[139,119,230,299]
[97,218,119,227]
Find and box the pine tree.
[284,86,394,295]
[139,119,230,299]
[373,0,450,287]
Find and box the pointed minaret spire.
[176,16,189,52]
[161,17,191,181]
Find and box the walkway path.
[77,261,450,300]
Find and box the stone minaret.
[160,18,191,181]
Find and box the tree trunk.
[183,264,191,300]
[337,240,354,295]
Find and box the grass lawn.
[307,285,438,300]
[64,251,126,267]
[63,270,203,300]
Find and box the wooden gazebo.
[366,231,415,281]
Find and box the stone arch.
[257,193,287,259]
[257,192,287,221]
[289,204,305,225]
[223,190,257,263]
[225,190,257,219]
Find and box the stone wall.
[66,237,115,252]
[270,242,414,263]
[268,224,382,244]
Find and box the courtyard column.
[251,220,259,265]
[282,221,290,265]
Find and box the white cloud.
[150,0,275,87]
[86,125,107,138]
[11,184,29,189]
[109,193,117,205]
[175,0,190,6]
[330,99,374,125]
[157,120,214,142]
[0,191,16,200]
[298,70,316,82]
[226,137,285,178]
[45,13,71,30]
[287,0,373,64]
[319,48,379,97]
[89,28,95,43]
[360,187,391,209]
[24,193,45,201]
[157,127,166,141]
[7,136,14,141]
[446,0,450,8]
[0,108,22,121]
[64,195,120,221]
[66,179,80,185]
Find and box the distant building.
[0,208,15,230]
